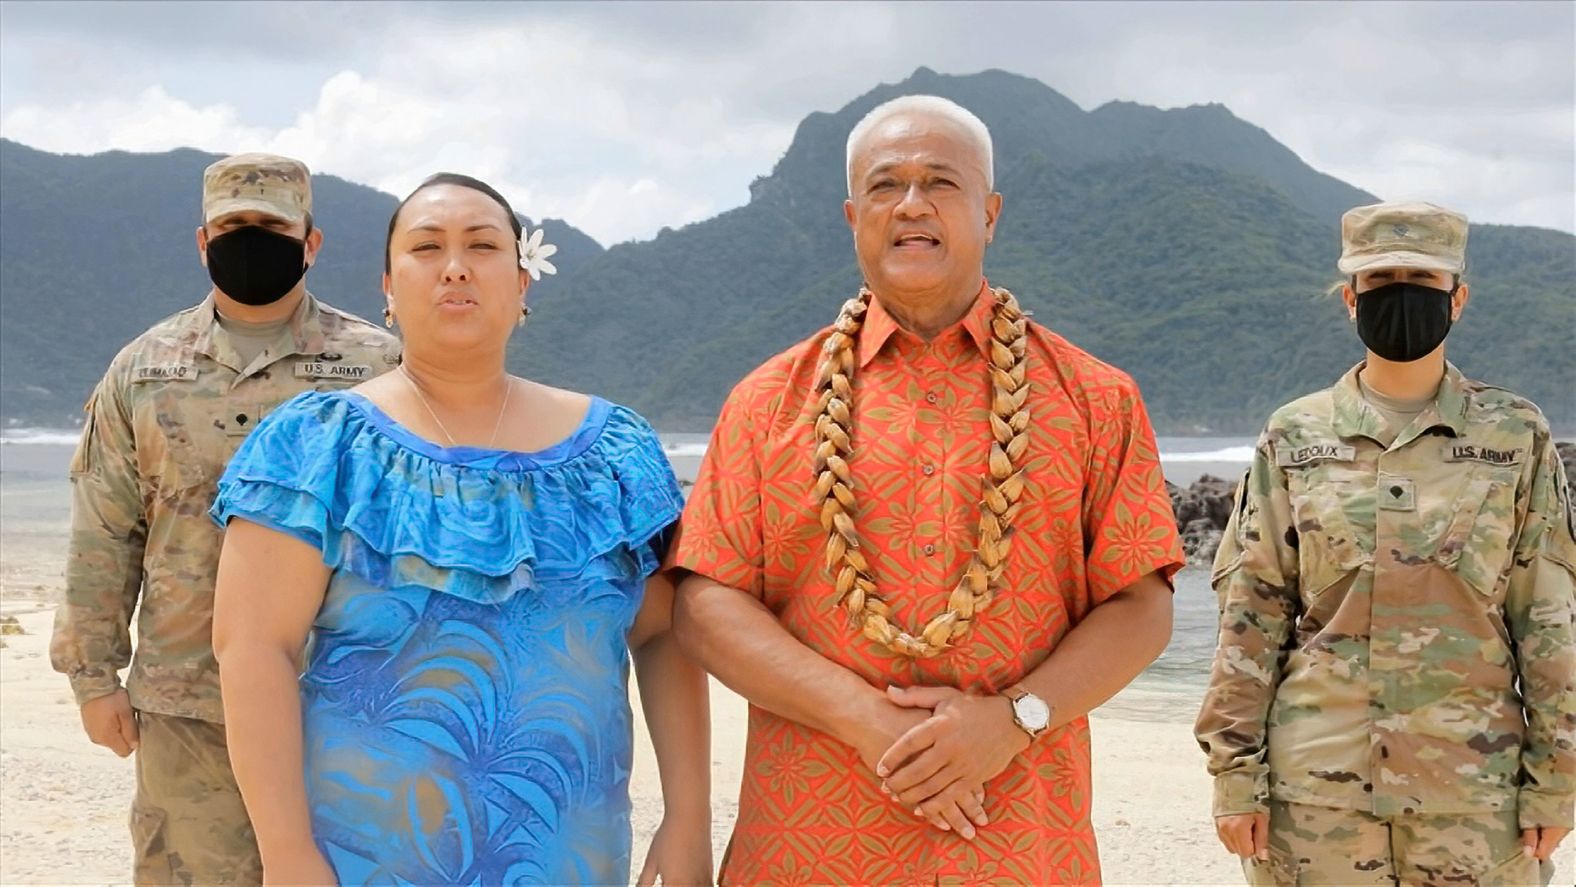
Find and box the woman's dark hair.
[384,172,523,272]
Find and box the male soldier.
[50,153,401,884]
[1197,201,1574,885]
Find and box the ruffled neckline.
[341,390,612,470]
[210,390,683,604]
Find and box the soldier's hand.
[1520,826,1571,861]
[1215,811,1269,860]
[79,689,138,757]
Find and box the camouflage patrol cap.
[1338,200,1467,275]
[202,153,311,224]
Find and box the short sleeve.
[603,410,686,580]
[667,379,768,596]
[1081,379,1186,603]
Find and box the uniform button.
[922,463,936,476]
[923,543,936,556]
[925,391,938,404]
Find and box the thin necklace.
[398,364,513,448]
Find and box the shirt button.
[925,391,938,404]
[923,543,936,556]
[922,463,936,476]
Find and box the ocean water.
[0,430,1244,722]
[659,432,1249,489]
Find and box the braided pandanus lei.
[811,287,1031,658]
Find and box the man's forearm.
[1509,556,1576,829]
[52,560,143,703]
[1016,573,1173,730]
[674,574,884,744]
[51,481,146,703]
[1196,575,1297,815]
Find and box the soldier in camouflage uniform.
[1196,201,1575,885]
[49,153,401,884]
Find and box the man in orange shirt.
[670,95,1185,884]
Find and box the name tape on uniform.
[1446,445,1524,466]
[295,361,373,381]
[134,364,198,382]
[1275,443,1356,467]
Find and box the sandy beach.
[3,440,1571,885]
[1,598,1265,886]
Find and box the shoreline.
[7,592,1570,883]
[0,603,1250,885]
[4,444,1573,883]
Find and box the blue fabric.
[211,390,683,885]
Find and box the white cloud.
[545,176,717,241]
[0,0,1571,240]
[0,86,270,155]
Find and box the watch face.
[1015,695,1051,731]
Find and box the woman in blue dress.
[209,174,713,885]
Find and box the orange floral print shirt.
[672,281,1185,885]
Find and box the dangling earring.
[518,304,532,328]
[383,307,395,329]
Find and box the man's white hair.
[845,95,995,195]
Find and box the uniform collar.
[1332,360,1470,443]
[192,291,326,371]
[1430,362,1471,437]
[857,279,994,369]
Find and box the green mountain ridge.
[2,67,1571,432]
[0,139,603,422]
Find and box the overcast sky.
[1,0,1571,245]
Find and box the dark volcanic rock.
[1171,441,1575,565]
[1169,473,1241,565]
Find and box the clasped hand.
[859,685,1030,840]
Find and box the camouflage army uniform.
[1196,362,1576,885]
[50,291,400,884]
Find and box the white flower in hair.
[519,227,558,281]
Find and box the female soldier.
[1196,201,1574,885]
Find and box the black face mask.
[205,226,308,306]
[1355,281,1455,363]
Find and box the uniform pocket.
[1285,466,1371,600]
[1211,548,1246,592]
[1211,469,1251,591]
[68,409,96,477]
[129,803,172,883]
[1243,853,1298,886]
[139,387,212,494]
[1437,468,1520,598]
[1474,847,1543,886]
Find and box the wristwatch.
[1004,686,1052,740]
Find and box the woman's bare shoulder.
[516,378,595,416]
